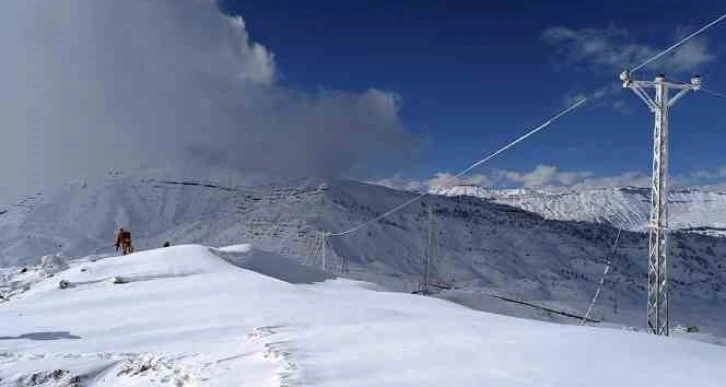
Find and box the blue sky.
[219,0,726,188]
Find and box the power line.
[420,205,433,294]
[331,194,425,237]
[452,99,588,180]
[701,87,726,99]
[321,232,328,271]
[309,230,322,266]
[579,207,650,327]
[630,13,726,72]
[329,97,590,237]
[330,11,726,239]
[581,228,623,325]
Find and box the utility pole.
[420,205,433,294]
[342,254,349,274]
[309,231,321,267]
[321,232,328,271]
[620,71,701,336]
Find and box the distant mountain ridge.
[433,185,726,236]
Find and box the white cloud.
[373,165,640,192]
[371,173,482,192]
[573,166,726,189]
[502,165,597,188]
[371,172,492,192]
[556,170,596,186]
[561,86,612,111]
[505,165,557,188]
[0,0,417,203]
[227,17,276,84]
[542,25,713,73]
[563,92,589,107]
[374,164,726,193]
[427,173,493,190]
[371,175,427,192]
[611,99,632,115]
[691,165,726,181]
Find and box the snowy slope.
[1,172,726,338]
[434,185,726,235]
[0,170,324,267]
[2,245,725,386]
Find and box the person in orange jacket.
[115,227,134,255]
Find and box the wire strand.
[702,87,726,99]
[331,10,726,238]
[453,98,588,180]
[330,97,590,237]
[631,13,726,72]
[581,228,623,325]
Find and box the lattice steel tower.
[620,71,701,336]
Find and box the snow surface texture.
[434,185,726,236]
[1,245,726,386]
[1,172,726,338]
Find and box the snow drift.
[1,244,726,386]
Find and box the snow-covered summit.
[2,244,726,386]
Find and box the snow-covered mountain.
[1,171,726,338]
[434,185,726,236]
[3,244,725,386]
